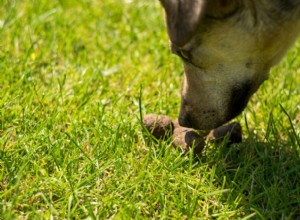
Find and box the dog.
[159,0,300,130]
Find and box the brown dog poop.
[142,114,174,139]
[207,122,242,145]
[172,120,205,154]
[142,114,242,155]
[143,114,205,154]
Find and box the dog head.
[160,0,300,130]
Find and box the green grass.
[0,0,299,219]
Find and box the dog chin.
[179,116,226,131]
[195,121,226,131]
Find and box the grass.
[0,0,299,219]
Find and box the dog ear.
[160,0,206,47]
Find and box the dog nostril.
[179,114,193,128]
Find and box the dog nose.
[178,114,193,128]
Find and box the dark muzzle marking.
[227,80,253,121]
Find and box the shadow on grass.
[207,138,300,219]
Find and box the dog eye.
[179,50,190,60]
[170,45,191,61]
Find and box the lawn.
[0,0,299,219]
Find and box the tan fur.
[160,0,300,130]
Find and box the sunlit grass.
[0,0,299,219]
